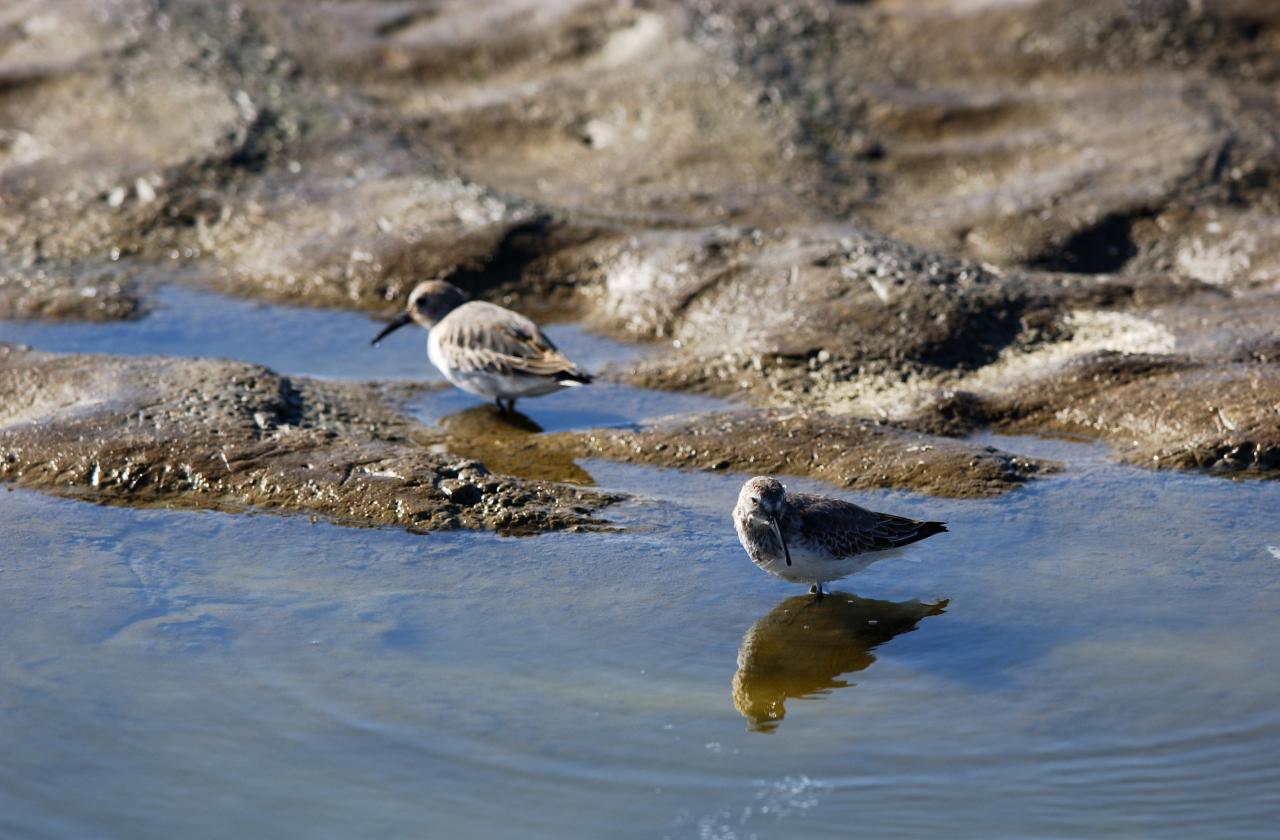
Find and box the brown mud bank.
[4,0,1279,485]
[415,400,1054,497]
[544,409,1051,498]
[0,345,613,534]
[917,353,1280,477]
[594,233,1280,479]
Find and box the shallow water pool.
[2,443,1278,838]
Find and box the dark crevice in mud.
[225,107,299,175]
[1059,350,1200,382]
[432,217,610,316]
[915,294,1041,372]
[0,69,50,96]
[1049,271,1220,311]
[271,377,308,430]
[374,9,442,39]
[1028,212,1149,274]
[438,216,562,297]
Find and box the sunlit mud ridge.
[0,345,615,534]
[4,0,1280,496]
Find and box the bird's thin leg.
[495,397,504,411]
[508,398,518,413]
[809,582,825,600]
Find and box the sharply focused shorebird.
[733,476,947,598]
[371,281,593,412]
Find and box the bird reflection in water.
[430,404,595,485]
[733,593,948,732]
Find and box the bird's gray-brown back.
[434,301,585,379]
[783,493,947,558]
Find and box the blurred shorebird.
[733,476,947,598]
[371,280,593,412]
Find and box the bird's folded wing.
[436,308,583,378]
[790,495,940,558]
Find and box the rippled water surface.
[3,290,1279,838]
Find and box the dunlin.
[733,476,947,597]
[371,281,593,412]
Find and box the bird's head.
[371,281,469,345]
[738,476,791,566]
[739,475,786,517]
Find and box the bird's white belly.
[752,542,902,585]
[448,368,564,400]
[428,333,563,399]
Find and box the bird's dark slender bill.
[370,312,413,346]
[768,515,792,566]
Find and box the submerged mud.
[4,0,1280,489]
[0,345,613,533]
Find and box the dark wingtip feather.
[885,518,948,549]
